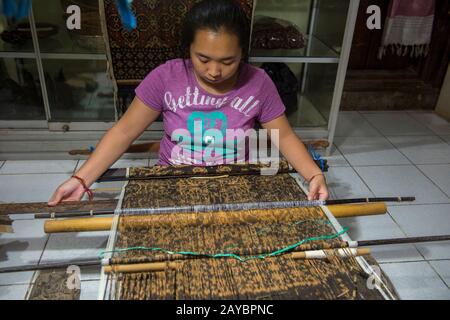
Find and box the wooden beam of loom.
[43,203,387,233]
[0,200,118,216]
[102,248,371,274]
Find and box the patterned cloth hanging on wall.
[102,0,255,83]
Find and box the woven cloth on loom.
[105,167,397,300]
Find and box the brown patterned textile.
[121,173,305,209]
[128,160,293,179]
[28,269,80,300]
[252,16,305,50]
[106,167,397,300]
[102,0,255,82]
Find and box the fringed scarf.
[378,0,435,59]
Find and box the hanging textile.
[378,0,436,59]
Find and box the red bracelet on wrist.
[307,173,325,184]
[72,175,94,201]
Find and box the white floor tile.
[0,173,71,203]
[380,261,450,299]
[387,136,450,165]
[0,284,29,300]
[0,220,47,268]
[40,232,109,263]
[408,112,450,136]
[335,137,410,166]
[361,112,435,136]
[0,161,5,169]
[338,214,424,263]
[338,214,406,240]
[415,242,450,260]
[8,214,35,221]
[0,271,34,286]
[80,265,102,281]
[370,244,424,263]
[429,260,450,288]
[324,167,374,199]
[80,280,99,300]
[334,112,382,137]
[316,145,350,167]
[389,204,450,237]
[353,166,449,205]
[418,165,450,197]
[0,160,78,175]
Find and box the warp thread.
[99,224,349,262]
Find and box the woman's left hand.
[308,174,329,201]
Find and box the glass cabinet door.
[33,0,115,122]
[0,57,46,120]
[250,0,351,129]
[0,13,46,121]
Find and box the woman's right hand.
[47,177,86,206]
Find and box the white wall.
[436,63,450,121]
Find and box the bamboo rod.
[292,248,370,259]
[1,235,449,273]
[328,202,387,218]
[0,259,100,273]
[43,202,387,233]
[44,217,113,233]
[326,197,415,205]
[104,261,178,273]
[358,235,450,246]
[104,248,370,273]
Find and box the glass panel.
[303,62,338,123]
[313,0,350,54]
[252,62,329,128]
[43,59,115,121]
[0,15,34,52]
[0,58,46,120]
[33,0,105,54]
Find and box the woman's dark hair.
[181,0,250,57]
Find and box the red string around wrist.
[72,175,94,201]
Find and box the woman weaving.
[48,0,328,206]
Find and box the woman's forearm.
[263,115,323,181]
[74,126,136,186]
[278,132,322,181]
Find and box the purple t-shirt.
[135,58,285,165]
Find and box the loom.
[1,160,426,299]
[40,160,403,300]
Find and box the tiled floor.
[0,110,449,300]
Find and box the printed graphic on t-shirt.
[164,86,260,117]
[166,86,260,164]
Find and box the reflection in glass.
[0,15,35,52]
[0,58,46,120]
[43,59,115,121]
[313,0,350,54]
[303,63,338,123]
[33,0,105,54]
[251,62,333,128]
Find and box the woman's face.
[190,28,242,86]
